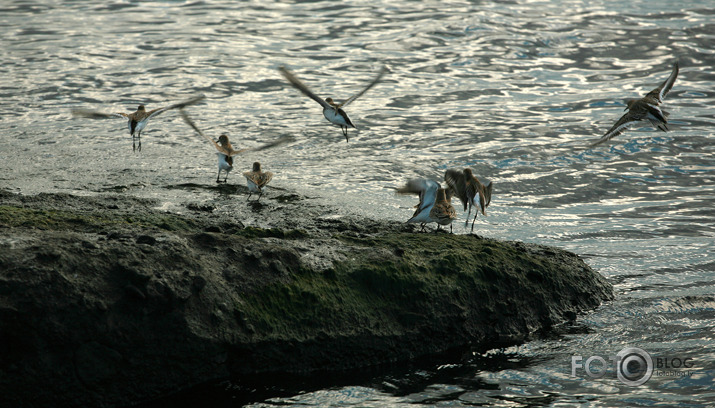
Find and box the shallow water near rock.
[2,0,714,406]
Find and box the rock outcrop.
[0,190,613,407]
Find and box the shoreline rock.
[0,189,613,407]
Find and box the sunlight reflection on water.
[2,0,714,406]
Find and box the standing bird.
[180,110,291,184]
[592,61,679,146]
[396,179,441,231]
[278,66,387,142]
[72,95,205,152]
[444,168,493,232]
[429,188,457,233]
[243,162,274,200]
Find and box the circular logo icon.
[616,347,653,386]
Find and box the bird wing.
[262,171,274,184]
[443,169,468,211]
[243,171,273,187]
[228,135,295,156]
[466,181,478,210]
[243,171,259,184]
[258,171,274,187]
[225,147,248,157]
[474,182,487,216]
[179,109,228,154]
[243,136,294,153]
[228,135,294,156]
[446,202,457,219]
[71,109,128,119]
[337,66,387,109]
[591,111,640,146]
[483,181,493,208]
[182,109,293,157]
[646,60,679,103]
[396,179,440,216]
[146,94,206,119]
[243,171,257,182]
[279,66,332,109]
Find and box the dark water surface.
[1,0,714,406]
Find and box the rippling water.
[2,0,714,406]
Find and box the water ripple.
[2,0,714,406]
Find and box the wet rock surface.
[0,189,613,407]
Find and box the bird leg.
[470,213,478,233]
[342,127,349,142]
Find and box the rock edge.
[0,190,613,407]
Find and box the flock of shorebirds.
[72,61,679,232]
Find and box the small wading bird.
[278,65,387,142]
[429,187,458,233]
[180,109,291,184]
[444,168,493,232]
[397,179,456,232]
[243,162,273,201]
[396,178,441,231]
[72,95,206,152]
[592,61,679,146]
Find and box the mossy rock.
[0,190,613,407]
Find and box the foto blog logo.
[571,347,694,386]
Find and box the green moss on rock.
[0,191,613,407]
[235,226,308,239]
[0,205,198,232]
[235,231,612,372]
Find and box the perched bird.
[72,95,205,152]
[429,188,457,233]
[444,168,493,232]
[180,110,291,184]
[278,65,387,142]
[396,178,441,231]
[213,134,238,184]
[243,162,274,200]
[592,61,679,146]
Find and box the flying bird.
[72,95,206,152]
[592,61,679,146]
[180,109,291,183]
[278,65,387,142]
